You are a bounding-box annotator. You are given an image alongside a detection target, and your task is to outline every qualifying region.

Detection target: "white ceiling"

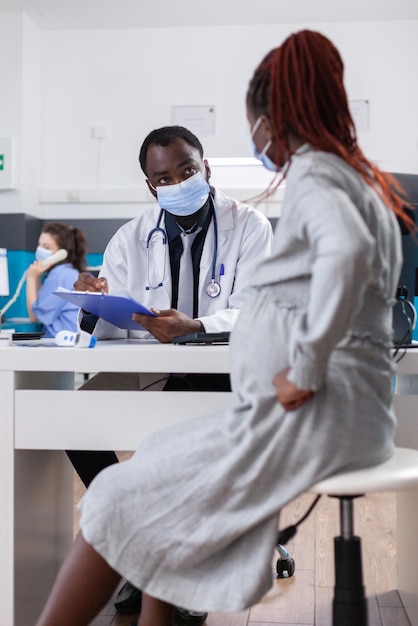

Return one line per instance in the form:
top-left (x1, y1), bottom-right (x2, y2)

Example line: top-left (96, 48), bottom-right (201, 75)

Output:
top-left (0, 0), bottom-right (417, 30)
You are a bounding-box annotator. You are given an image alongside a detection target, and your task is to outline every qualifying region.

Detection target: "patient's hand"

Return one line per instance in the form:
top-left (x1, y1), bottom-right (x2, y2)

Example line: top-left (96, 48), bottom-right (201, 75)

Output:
top-left (132, 308), bottom-right (202, 343)
top-left (273, 368), bottom-right (314, 411)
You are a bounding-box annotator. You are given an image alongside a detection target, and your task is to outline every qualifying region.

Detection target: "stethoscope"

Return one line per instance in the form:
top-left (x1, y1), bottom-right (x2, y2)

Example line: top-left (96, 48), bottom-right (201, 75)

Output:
top-left (145, 204), bottom-right (221, 297)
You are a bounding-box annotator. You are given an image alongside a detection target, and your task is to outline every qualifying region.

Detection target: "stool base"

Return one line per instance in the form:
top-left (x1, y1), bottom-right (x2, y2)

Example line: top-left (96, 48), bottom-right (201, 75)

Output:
top-left (333, 535), bottom-right (368, 626)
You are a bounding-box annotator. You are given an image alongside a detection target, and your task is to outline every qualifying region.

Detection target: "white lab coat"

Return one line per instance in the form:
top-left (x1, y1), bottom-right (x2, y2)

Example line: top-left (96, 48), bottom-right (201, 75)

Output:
top-left (88, 188), bottom-right (273, 339)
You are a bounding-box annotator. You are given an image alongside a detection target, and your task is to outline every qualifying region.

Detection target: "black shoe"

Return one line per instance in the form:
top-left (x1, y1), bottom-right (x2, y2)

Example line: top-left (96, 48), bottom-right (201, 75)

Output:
top-left (174, 607), bottom-right (208, 625)
top-left (114, 581), bottom-right (142, 614)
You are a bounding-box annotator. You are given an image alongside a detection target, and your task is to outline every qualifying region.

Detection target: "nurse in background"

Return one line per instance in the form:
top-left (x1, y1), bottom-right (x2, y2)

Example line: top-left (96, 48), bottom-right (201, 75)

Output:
top-left (26, 221), bottom-right (88, 337)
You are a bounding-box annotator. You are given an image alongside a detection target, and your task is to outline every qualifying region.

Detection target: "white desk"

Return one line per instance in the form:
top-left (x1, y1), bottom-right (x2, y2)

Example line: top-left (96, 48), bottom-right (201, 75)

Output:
top-left (2, 341), bottom-right (417, 626)
top-left (0, 339), bottom-right (237, 626)
top-left (394, 349), bottom-right (418, 626)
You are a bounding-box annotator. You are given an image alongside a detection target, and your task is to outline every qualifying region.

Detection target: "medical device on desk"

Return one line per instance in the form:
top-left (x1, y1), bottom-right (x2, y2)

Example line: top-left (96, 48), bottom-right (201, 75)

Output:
top-left (55, 329), bottom-right (96, 348)
top-left (145, 207), bottom-right (222, 297)
top-left (0, 249), bottom-right (68, 323)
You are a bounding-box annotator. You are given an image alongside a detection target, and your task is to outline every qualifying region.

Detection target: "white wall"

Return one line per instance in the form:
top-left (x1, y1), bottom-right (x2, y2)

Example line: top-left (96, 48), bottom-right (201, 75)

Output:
top-left (21, 15), bottom-right (42, 215)
top-left (0, 13), bottom-right (42, 217)
top-left (0, 13), bottom-right (24, 213)
top-left (0, 17), bottom-right (417, 219)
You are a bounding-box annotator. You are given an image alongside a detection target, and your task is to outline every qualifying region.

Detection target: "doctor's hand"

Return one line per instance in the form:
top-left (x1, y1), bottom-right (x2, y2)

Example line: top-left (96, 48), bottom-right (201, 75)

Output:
top-left (273, 368), bottom-right (314, 411)
top-left (132, 308), bottom-right (203, 343)
top-left (74, 272), bottom-right (108, 294)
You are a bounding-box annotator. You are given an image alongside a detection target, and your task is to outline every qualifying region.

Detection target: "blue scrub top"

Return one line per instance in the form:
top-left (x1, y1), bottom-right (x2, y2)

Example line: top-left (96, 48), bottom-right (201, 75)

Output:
top-left (31, 263), bottom-right (79, 338)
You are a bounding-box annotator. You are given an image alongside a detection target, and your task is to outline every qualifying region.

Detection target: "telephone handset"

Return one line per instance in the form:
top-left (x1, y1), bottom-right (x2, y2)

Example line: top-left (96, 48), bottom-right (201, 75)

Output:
top-left (0, 248), bottom-right (69, 322)
top-left (41, 249), bottom-right (68, 269)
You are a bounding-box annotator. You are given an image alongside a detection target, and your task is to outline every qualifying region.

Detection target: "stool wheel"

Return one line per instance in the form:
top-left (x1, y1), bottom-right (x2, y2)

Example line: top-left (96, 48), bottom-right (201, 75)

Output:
top-left (276, 556), bottom-right (295, 578)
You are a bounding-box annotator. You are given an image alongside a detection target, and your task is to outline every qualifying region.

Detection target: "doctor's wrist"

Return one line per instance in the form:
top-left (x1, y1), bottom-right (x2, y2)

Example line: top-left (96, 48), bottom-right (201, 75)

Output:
top-left (195, 319), bottom-right (205, 332)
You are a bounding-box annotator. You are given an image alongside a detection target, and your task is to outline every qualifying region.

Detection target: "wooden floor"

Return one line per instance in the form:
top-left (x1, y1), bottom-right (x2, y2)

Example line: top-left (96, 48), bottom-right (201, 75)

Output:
top-left (73, 458), bottom-right (410, 626)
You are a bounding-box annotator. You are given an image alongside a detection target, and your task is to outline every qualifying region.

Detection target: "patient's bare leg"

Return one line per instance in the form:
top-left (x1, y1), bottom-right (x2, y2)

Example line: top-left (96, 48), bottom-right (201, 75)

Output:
top-left (137, 593), bottom-right (175, 626)
top-left (35, 532), bottom-right (121, 626)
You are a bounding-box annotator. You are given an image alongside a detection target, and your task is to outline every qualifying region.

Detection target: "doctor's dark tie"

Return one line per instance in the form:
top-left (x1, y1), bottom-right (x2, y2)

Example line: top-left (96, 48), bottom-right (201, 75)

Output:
top-left (177, 228), bottom-right (200, 318)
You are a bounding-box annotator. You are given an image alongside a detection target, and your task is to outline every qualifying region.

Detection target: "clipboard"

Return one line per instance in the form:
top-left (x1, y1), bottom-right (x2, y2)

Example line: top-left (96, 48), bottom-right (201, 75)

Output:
top-left (53, 289), bottom-right (157, 330)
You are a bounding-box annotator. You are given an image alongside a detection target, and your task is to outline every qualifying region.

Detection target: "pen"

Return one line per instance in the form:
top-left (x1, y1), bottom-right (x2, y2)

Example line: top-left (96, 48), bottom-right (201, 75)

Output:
top-left (88, 272), bottom-right (106, 295)
top-left (219, 264), bottom-right (225, 282)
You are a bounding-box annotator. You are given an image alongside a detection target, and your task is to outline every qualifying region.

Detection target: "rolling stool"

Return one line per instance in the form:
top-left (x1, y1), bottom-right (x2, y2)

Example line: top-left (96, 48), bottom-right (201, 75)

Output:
top-left (309, 447), bottom-right (418, 626)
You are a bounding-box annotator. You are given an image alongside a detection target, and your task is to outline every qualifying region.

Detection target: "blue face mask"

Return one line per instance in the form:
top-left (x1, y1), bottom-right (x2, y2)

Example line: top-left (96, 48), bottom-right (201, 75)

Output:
top-left (35, 246), bottom-right (53, 262)
top-left (250, 117), bottom-right (277, 172)
top-left (154, 172), bottom-right (210, 216)
top-left (251, 140), bottom-right (277, 172)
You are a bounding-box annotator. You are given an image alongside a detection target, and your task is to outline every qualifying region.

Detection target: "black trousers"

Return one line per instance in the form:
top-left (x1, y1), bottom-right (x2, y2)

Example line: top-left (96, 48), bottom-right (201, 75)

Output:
top-left (67, 373), bottom-right (231, 487)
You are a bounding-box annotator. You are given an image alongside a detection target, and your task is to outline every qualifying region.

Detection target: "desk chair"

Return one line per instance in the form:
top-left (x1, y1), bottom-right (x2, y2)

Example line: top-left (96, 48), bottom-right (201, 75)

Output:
top-left (303, 447), bottom-right (418, 626)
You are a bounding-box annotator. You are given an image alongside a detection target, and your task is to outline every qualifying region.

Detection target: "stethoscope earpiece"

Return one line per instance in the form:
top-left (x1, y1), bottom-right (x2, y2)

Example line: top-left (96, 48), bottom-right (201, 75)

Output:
top-left (146, 282), bottom-right (163, 290)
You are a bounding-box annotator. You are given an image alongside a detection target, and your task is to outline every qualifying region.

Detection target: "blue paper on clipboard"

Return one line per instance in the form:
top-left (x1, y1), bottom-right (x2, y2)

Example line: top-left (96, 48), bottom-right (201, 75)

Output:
top-left (53, 289), bottom-right (157, 330)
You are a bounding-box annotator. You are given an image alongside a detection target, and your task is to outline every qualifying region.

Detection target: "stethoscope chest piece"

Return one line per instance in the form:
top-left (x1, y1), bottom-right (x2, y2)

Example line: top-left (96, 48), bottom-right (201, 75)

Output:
top-left (206, 281), bottom-right (221, 298)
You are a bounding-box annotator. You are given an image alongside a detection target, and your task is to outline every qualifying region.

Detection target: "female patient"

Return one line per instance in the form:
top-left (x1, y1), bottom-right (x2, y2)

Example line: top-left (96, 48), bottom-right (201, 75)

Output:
top-left (36, 30), bottom-right (411, 626)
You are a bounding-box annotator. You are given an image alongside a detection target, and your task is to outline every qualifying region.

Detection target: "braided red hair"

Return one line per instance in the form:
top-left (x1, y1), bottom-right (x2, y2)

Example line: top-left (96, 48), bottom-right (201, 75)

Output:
top-left (247, 30), bottom-right (413, 229)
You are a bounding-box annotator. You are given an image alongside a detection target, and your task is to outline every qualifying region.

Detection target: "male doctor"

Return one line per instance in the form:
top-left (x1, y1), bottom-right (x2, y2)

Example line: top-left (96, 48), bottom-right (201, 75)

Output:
top-left (69, 125), bottom-right (273, 621)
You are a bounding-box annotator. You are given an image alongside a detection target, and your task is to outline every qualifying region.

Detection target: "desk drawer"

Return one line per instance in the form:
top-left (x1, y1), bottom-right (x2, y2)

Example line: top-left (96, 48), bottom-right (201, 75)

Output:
top-left (394, 394), bottom-right (418, 449)
top-left (14, 389), bottom-right (238, 450)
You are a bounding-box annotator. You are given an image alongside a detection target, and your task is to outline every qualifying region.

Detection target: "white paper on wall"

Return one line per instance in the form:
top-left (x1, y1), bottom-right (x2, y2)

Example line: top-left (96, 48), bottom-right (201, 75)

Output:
top-left (171, 106), bottom-right (216, 136)
top-left (0, 248), bottom-right (10, 296)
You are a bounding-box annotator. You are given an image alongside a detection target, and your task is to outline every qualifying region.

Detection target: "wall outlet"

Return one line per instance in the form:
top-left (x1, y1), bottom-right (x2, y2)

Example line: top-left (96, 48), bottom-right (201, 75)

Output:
top-left (67, 189), bottom-right (80, 202)
top-left (91, 126), bottom-right (108, 139)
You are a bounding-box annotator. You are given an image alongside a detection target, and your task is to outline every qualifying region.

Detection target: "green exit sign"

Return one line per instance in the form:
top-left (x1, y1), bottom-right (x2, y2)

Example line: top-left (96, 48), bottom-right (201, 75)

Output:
top-left (0, 155), bottom-right (3, 171)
